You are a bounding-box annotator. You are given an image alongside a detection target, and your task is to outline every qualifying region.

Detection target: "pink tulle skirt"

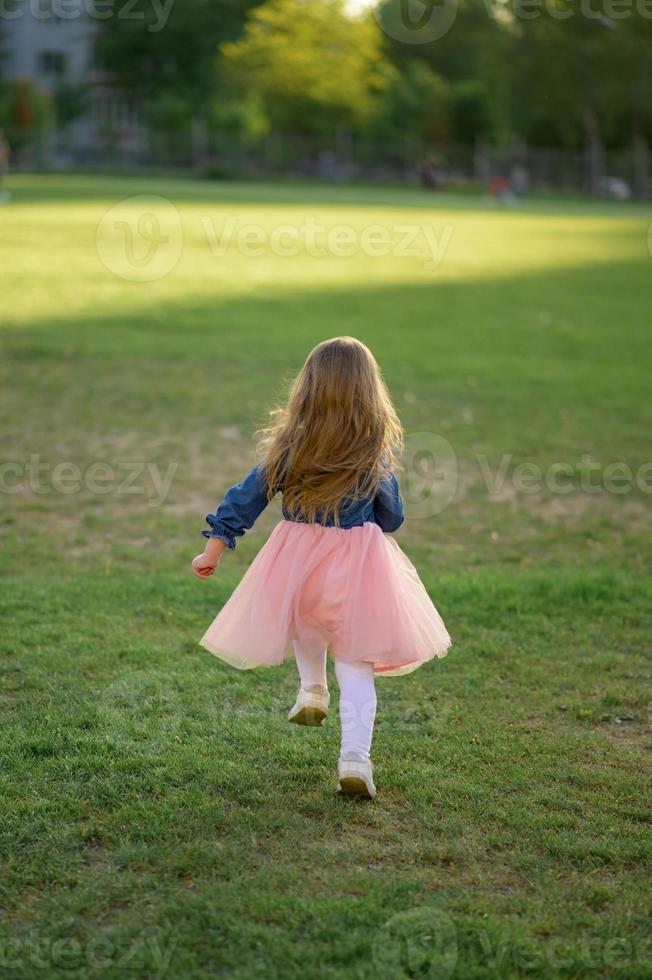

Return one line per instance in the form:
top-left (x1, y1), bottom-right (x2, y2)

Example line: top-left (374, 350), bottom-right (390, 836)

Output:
top-left (200, 520), bottom-right (451, 677)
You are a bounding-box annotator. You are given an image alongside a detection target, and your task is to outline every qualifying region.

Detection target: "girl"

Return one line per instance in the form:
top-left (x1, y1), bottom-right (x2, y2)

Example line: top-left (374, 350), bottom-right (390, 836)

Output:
top-left (192, 337), bottom-right (451, 798)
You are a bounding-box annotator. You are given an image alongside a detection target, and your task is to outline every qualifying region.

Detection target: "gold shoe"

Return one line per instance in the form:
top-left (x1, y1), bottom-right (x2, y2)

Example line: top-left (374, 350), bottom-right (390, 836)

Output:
top-left (338, 752), bottom-right (376, 799)
top-left (288, 686), bottom-right (330, 727)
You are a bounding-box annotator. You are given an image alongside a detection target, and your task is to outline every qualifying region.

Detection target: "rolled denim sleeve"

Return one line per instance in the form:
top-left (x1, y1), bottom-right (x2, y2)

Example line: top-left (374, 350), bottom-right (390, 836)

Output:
top-left (202, 463), bottom-right (272, 549)
top-left (373, 471), bottom-right (404, 532)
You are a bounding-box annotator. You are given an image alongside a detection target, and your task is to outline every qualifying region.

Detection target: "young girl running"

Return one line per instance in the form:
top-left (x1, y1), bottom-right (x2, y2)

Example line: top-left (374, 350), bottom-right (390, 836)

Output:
top-left (191, 337), bottom-right (451, 798)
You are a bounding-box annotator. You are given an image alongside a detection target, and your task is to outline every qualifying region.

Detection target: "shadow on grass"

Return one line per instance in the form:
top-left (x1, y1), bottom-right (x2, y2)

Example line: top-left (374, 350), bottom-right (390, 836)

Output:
top-left (3, 258), bottom-right (651, 369)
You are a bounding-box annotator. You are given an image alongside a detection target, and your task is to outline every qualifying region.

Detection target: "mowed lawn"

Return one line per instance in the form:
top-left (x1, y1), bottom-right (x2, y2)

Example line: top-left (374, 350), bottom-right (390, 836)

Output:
top-left (1, 175), bottom-right (651, 979)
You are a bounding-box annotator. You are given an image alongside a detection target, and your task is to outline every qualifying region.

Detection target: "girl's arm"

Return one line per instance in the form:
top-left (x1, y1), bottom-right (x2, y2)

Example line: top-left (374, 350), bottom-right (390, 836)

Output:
top-left (191, 463), bottom-right (272, 578)
top-left (373, 471), bottom-right (405, 533)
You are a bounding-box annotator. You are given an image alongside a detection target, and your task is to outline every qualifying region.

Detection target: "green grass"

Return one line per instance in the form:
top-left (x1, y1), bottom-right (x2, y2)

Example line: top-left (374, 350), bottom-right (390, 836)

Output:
top-left (1, 174), bottom-right (651, 979)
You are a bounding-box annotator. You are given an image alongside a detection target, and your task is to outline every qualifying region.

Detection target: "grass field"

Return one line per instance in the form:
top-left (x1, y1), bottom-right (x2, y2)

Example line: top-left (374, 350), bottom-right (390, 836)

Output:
top-left (1, 174), bottom-right (651, 979)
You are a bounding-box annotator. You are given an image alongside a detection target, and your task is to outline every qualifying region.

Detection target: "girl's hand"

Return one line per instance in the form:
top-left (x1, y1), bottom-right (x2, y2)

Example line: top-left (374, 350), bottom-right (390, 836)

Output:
top-left (192, 536), bottom-right (227, 578)
top-left (191, 553), bottom-right (219, 579)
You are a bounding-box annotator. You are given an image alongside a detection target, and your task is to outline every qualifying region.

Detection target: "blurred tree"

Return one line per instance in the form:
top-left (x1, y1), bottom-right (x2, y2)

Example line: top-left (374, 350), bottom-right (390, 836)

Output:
top-left (0, 20), bottom-right (5, 80)
top-left (504, 1), bottom-right (652, 189)
top-left (54, 82), bottom-right (91, 130)
top-left (220, 0), bottom-right (391, 133)
top-left (610, 20), bottom-right (652, 195)
top-left (90, 0), bottom-right (652, 189)
top-left (93, 0), bottom-right (262, 118)
top-left (447, 79), bottom-right (494, 145)
top-left (507, 5), bottom-right (616, 145)
top-left (0, 79), bottom-right (52, 165)
top-left (377, 0), bottom-right (652, 188)
top-left (377, 0), bottom-right (511, 144)
top-left (369, 61), bottom-right (450, 144)
top-left (209, 92), bottom-right (270, 138)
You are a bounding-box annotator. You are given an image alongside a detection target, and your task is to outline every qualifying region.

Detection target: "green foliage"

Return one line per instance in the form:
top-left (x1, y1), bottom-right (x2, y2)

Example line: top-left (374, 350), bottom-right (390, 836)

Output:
top-left (377, 0), bottom-right (652, 151)
top-left (91, 0), bottom-right (652, 154)
top-left (145, 92), bottom-right (194, 135)
top-left (0, 78), bottom-right (52, 156)
top-left (369, 60), bottom-right (450, 144)
top-left (0, 19), bottom-right (5, 80)
top-left (379, 0), bottom-right (510, 99)
top-left (93, 0), bottom-right (262, 116)
top-left (502, 0), bottom-right (652, 149)
top-left (208, 90), bottom-right (270, 138)
top-left (220, 0), bottom-right (391, 133)
top-left (447, 80), bottom-right (493, 144)
top-left (54, 82), bottom-right (91, 130)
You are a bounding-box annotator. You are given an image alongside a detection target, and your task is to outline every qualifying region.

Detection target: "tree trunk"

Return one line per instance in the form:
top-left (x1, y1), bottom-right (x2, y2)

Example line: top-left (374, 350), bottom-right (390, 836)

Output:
top-left (191, 118), bottom-right (209, 171)
top-left (473, 137), bottom-right (491, 182)
top-left (632, 129), bottom-right (650, 200)
top-left (583, 108), bottom-right (604, 197)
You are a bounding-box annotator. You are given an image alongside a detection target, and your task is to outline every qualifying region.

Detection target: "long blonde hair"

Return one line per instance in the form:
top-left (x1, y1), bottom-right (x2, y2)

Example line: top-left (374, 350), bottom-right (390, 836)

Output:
top-left (258, 337), bottom-right (403, 523)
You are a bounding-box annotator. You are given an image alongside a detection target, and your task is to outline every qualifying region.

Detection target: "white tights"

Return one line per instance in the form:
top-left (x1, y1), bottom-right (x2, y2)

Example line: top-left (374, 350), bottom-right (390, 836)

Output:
top-left (293, 643), bottom-right (377, 759)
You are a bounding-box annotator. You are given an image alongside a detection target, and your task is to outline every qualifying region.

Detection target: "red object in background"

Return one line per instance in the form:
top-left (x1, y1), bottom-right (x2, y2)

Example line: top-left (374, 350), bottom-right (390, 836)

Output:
top-left (12, 85), bottom-right (34, 130)
top-left (489, 176), bottom-right (509, 196)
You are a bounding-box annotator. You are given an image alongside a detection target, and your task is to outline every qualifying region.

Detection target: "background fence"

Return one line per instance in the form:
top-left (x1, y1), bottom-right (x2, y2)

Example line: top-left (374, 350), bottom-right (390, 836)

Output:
top-left (12, 125), bottom-right (649, 199)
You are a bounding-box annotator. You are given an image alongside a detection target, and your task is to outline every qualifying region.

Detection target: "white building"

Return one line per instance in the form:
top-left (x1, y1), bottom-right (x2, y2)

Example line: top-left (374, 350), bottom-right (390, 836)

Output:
top-left (2, 0), bottom-right (145, 164)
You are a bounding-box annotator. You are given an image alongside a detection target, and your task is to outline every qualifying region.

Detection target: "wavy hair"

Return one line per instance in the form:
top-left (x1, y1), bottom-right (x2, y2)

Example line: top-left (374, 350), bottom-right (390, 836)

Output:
top-left (257, 337), bottom-right (403, 524)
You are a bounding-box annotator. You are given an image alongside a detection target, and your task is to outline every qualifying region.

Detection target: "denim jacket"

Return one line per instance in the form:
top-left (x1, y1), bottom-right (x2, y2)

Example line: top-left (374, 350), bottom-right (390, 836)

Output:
top-left (201, 463), bottom-right (404, 550)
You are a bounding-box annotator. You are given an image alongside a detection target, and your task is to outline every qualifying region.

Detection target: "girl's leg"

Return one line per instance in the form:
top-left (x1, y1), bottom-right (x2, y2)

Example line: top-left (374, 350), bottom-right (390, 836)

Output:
top-left (293, 640), bottom-right (328, 692)
top-left (334, 660), bottom-right (377, 759)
